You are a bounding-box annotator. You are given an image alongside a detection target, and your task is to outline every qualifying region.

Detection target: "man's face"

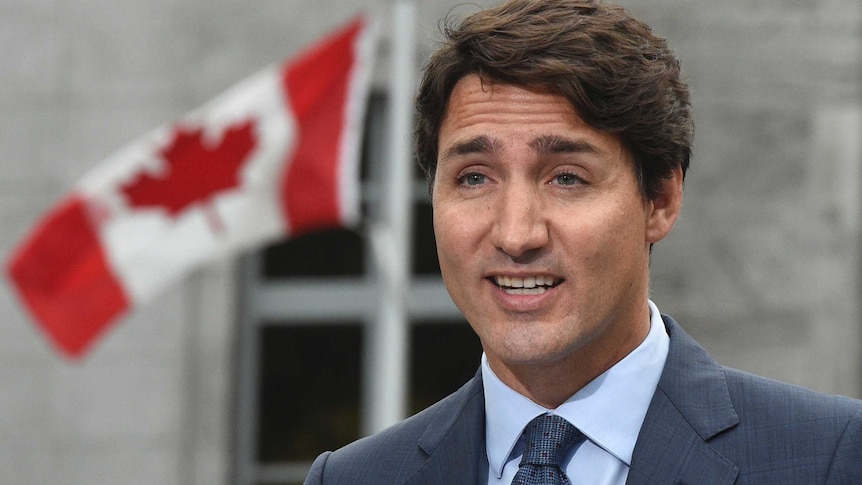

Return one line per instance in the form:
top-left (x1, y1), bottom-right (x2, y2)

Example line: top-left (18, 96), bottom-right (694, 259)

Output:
top-left (433, 74), bottom-right (680, 387)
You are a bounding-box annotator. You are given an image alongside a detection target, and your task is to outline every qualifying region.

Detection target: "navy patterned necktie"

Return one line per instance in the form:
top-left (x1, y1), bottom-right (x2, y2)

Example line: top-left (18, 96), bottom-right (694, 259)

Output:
top-left (511, 414), bottom-right (585, 485)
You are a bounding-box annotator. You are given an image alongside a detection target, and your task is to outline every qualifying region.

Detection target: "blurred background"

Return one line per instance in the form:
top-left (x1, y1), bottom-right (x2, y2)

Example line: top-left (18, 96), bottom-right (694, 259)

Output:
top-left (1, 0), bottom-right (860, 484)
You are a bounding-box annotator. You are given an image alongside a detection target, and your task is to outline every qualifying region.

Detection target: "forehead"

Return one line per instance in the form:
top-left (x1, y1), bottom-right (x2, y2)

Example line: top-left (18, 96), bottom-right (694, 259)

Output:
top-left (442, 75), bottom-right (577, 131)
top-left (438, 74), bottom-right (626, 161)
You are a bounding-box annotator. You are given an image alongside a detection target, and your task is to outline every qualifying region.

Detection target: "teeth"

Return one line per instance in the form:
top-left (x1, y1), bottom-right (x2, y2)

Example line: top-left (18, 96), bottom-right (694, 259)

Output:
top-left (504, 286), bottom-right (548, 295)
top-left (494, 275), bottom-right (558, 290)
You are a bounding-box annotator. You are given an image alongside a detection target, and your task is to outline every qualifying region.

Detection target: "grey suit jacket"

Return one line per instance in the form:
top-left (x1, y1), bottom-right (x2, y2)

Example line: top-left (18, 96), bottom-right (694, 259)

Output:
top-left (304, 316), bottom-right (862, 484)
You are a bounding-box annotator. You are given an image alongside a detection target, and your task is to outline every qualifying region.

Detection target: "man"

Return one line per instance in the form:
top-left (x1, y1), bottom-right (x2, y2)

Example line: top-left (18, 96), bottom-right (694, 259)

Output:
top-left (305, 0), bottom-right (862, 483)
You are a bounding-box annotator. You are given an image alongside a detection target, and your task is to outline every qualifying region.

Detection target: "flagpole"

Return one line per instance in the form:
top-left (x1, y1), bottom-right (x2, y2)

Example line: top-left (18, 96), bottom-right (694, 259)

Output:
top-left (365, 0), bottom-right (416, 435)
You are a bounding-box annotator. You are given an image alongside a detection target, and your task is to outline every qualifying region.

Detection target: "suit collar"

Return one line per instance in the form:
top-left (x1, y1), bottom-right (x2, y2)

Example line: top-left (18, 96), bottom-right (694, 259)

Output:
top-left (627, 316), bottom-right (739, 485)
top-left (656, 316), bottom-right (739, 439)
top-left (399, 316), bottom-right (742, 484)
top-left (405, 371), bottom-right (488, 485)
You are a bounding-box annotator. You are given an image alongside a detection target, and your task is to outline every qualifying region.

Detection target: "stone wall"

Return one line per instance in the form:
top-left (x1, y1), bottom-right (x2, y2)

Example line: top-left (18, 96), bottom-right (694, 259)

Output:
top-left (0, 1), bottom-right (859, 483)
top-left (632, 0), bottom-right (862, 396)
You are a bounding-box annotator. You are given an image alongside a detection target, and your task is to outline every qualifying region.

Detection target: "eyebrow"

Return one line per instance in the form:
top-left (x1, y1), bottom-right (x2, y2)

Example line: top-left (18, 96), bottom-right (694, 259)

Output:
top-left (441, 135), bottom-right (499, 161)
top-left (529, 134), bottom-right (602, 156)
top-left (441, 134), bottom-right (602, 162)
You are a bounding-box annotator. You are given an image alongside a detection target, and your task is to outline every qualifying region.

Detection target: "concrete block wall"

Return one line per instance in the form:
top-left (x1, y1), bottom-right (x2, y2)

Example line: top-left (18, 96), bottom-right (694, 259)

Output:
top-left (631, 0), bottom-right (862, 397)
top-left (0, 1), bottom-right (859, 484)
top-left (0, 2), bottom-right (380, 484)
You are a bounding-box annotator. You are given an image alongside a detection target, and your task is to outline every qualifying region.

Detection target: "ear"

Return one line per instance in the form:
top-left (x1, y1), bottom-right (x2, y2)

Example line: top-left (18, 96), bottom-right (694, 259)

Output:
top-left (645, 165), bottom-right (683, 244)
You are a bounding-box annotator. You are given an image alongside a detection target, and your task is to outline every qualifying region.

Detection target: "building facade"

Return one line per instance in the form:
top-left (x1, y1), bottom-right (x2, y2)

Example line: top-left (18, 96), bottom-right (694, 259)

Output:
top-left (1, 1), bottom-right (860, 484)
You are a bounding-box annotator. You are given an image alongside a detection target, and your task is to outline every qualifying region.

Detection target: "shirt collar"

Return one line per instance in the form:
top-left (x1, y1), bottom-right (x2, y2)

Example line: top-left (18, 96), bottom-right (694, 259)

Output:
top-left (482, 300), bottom-right (669, 479)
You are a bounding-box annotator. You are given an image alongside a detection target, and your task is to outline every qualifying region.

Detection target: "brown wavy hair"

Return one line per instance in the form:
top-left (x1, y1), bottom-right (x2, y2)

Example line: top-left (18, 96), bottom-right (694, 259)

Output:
top-left (415, 0), bottom-right (693, 200)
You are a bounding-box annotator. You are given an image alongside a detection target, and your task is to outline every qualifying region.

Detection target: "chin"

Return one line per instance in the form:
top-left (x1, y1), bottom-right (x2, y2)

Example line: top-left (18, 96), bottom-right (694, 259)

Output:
top-left (496, 338), bottom-right (580, 367)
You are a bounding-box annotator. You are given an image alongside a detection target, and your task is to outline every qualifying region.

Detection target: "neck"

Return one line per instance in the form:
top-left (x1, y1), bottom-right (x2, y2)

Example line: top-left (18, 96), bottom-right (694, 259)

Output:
top-left (488, 304), bottom-right (652, 409)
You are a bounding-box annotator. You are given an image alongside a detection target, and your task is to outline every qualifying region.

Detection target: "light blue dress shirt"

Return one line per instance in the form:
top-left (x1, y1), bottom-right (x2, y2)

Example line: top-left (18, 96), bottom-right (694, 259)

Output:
top-left (482, 300), bottom-right (669, 485)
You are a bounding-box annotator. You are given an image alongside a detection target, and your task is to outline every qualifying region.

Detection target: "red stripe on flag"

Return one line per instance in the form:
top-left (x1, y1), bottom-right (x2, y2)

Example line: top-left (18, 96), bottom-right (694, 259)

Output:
top-left (6, 195), bottom-right (130, 358)
top-left (280, 18), bottom-right (363, 235)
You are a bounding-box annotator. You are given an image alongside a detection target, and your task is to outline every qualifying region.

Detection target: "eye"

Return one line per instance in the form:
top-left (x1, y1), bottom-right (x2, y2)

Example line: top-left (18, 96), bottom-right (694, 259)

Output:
top-left (458, 173), bottom-right (488, 186)
top-left (550, 172), bottom-right (583, 186)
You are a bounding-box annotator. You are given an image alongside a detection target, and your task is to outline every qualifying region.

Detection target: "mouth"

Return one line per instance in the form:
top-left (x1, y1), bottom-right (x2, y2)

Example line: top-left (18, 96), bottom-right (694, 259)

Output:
top-left (489, 275), bottom-right (563, 295)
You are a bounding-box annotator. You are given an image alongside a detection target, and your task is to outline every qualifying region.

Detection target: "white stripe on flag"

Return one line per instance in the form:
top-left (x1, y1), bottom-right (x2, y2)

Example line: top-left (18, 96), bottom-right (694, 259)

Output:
top-left (6, 15), bottom-right (378, 358)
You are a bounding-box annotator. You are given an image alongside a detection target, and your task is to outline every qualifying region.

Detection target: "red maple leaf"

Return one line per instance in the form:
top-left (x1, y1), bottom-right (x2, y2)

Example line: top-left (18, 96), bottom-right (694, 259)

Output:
top-left (120, 119), bottom-right (258, 232)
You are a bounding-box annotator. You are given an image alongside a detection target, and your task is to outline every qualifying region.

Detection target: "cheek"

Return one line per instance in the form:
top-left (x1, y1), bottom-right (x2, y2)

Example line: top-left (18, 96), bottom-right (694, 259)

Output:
top-left (433, 209), bottom-right (475, 308)
top-left (559, 211), bottom-right (641, 267)
top-left (434, 202), bottom-right (485, 244)
top-left (593, 212), bottom-right (650, 275)
top-left (432, 206), bottom-right (465, 265)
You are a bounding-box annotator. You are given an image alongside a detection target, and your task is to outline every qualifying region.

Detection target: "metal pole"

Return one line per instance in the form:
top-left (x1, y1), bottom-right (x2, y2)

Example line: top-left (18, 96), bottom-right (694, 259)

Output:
top-left (234, 253), bottom-right (262, 485)
top-left (365, 0), bottom-right (416, 435)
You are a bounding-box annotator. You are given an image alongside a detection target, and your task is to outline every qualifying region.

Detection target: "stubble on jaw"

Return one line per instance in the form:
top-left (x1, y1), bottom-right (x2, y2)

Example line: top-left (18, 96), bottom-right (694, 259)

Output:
top-left (478, 300), bottom-right (651, 409)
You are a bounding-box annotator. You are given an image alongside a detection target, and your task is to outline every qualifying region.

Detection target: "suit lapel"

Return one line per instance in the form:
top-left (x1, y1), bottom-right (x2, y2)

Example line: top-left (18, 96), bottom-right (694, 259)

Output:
top-left (627, 317), bottom-right (740, 485)
top-left (399, 317), bottom-right (742, 485)
top-left (626, 389), bottom-right (738, 485)
top-left (404, 372), bottom-right (487, 485)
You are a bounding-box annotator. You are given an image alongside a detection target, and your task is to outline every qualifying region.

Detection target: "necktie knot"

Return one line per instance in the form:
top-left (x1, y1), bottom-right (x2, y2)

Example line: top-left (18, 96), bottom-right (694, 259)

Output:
top-left (521, 414), bottom-right (583, 466)
top-left (512, 414), bottom-right (584, 485)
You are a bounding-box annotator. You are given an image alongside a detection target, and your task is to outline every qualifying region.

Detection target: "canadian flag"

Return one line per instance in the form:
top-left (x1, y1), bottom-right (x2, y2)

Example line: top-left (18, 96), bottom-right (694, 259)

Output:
top-left (6, 15), bottom-right (378, 358)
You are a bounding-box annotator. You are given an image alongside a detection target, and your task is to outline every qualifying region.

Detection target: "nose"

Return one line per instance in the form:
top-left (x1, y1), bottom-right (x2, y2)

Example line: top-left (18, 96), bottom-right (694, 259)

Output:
top-left (490, 184), bottom-right (549, 260)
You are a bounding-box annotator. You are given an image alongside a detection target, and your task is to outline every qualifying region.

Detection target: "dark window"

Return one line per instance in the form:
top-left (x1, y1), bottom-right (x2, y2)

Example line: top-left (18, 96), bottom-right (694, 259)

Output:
top-left (257, 324), bottom-right (362, 462)
top-left (412, 202), bottom-right (439, 275)
top-left (409, 320), bottom-right (483, 414)
top-left (262, 229), bottom-right (365, 278)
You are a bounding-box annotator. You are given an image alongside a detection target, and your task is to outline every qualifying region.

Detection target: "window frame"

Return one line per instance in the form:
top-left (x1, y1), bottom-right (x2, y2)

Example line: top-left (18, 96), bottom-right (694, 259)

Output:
top-left (231, 92), bottom-right (463, 485)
